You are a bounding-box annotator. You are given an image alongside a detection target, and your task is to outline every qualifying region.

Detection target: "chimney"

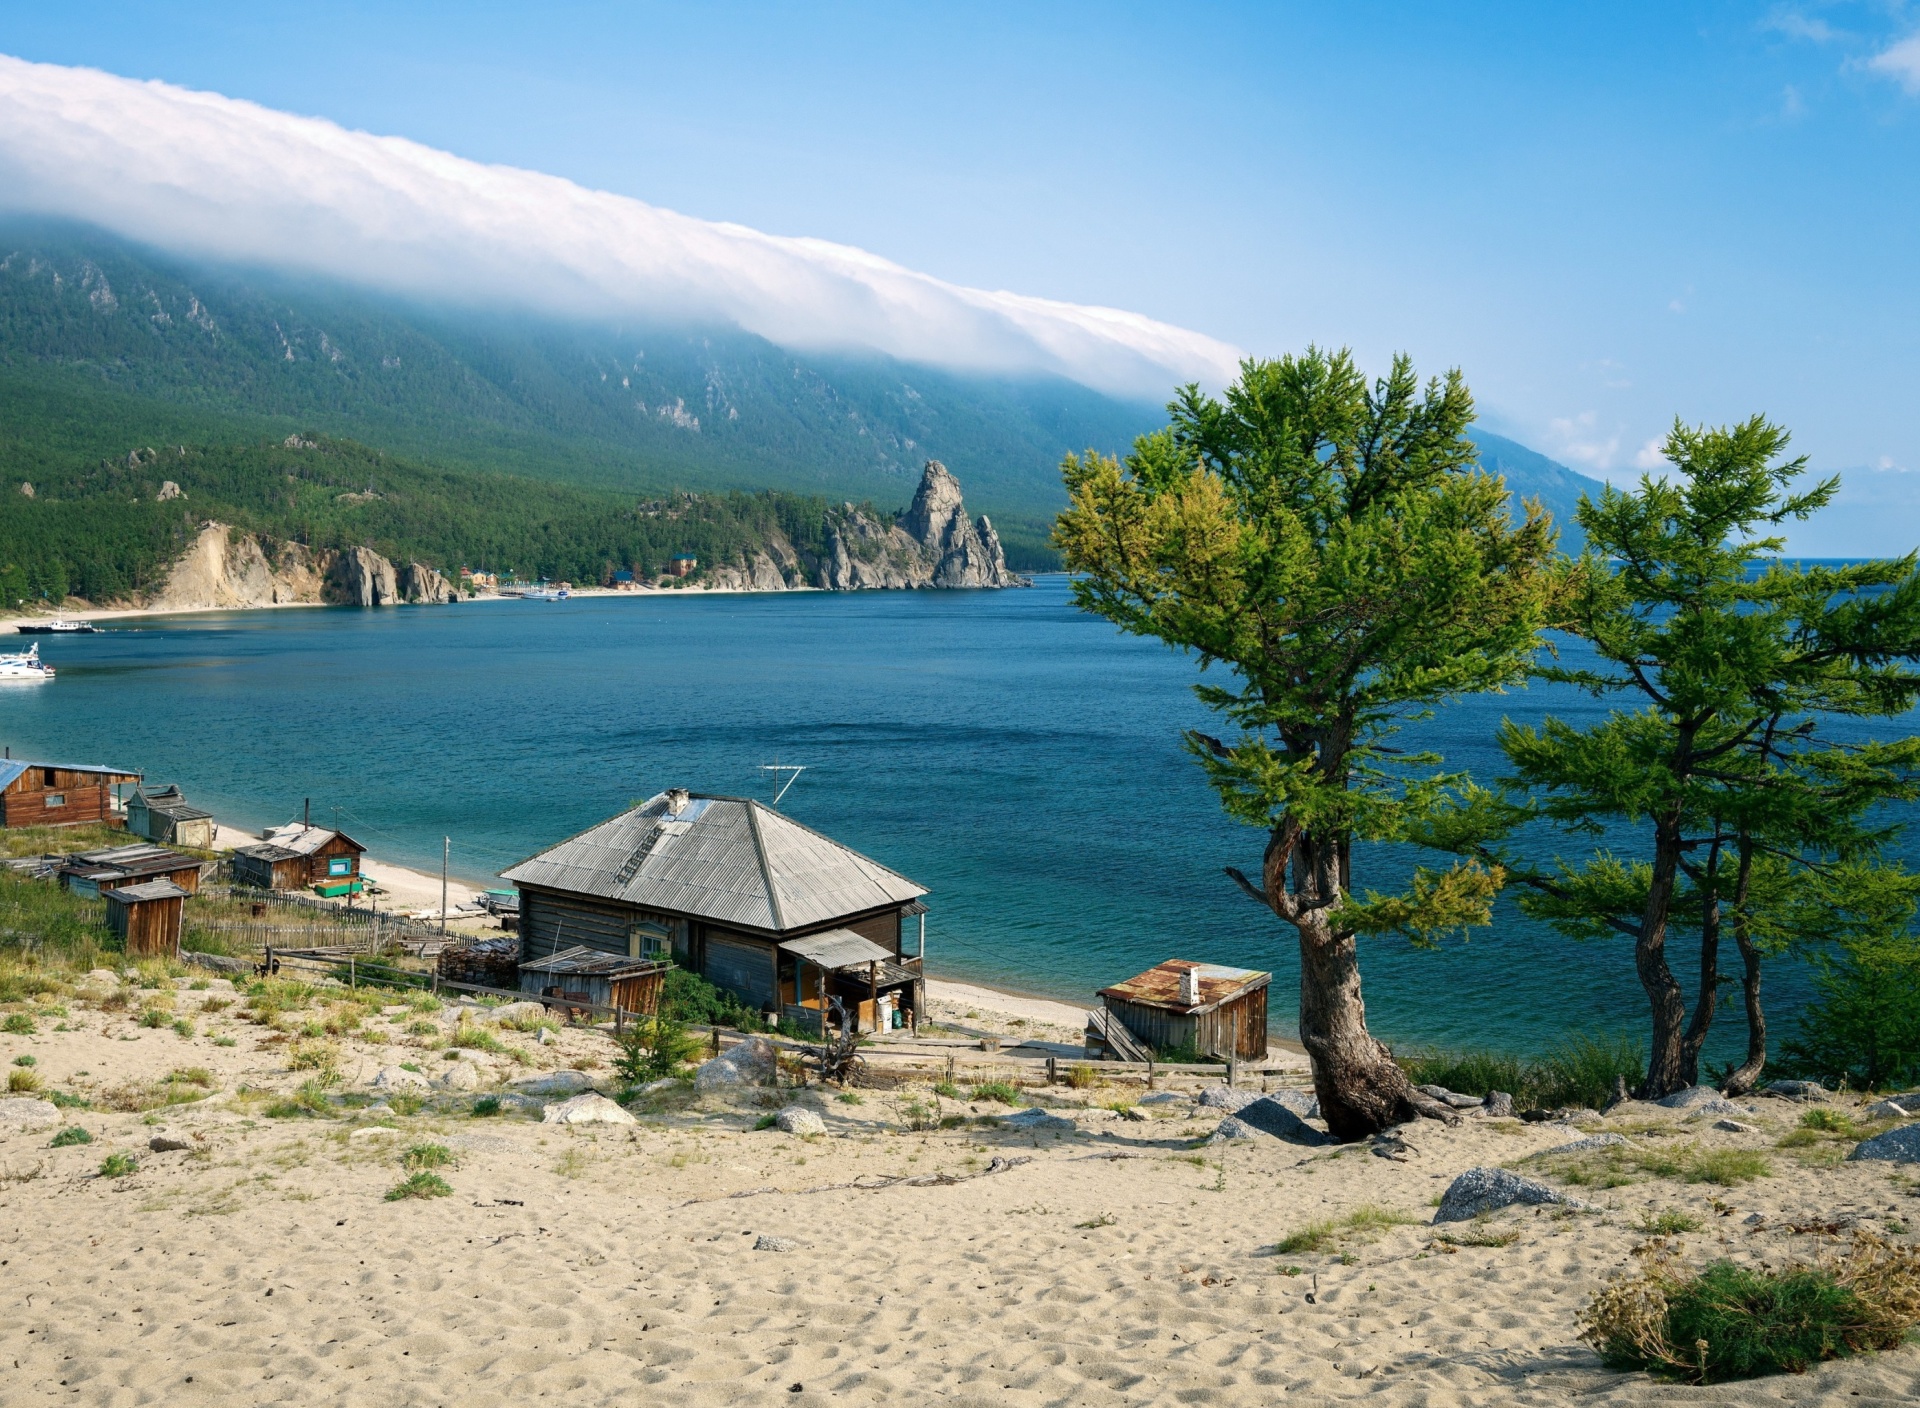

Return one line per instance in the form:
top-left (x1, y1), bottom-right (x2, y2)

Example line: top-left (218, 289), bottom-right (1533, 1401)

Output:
top-left (665, 788), bottom-right (691, 816)
top-left (1179, 965), bottom-right (1202, 1006)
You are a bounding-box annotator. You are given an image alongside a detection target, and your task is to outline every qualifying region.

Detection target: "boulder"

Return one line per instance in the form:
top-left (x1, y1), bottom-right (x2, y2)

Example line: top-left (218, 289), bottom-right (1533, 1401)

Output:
top-left (754, 1235), bottom-right (799, 1252)
top-left (1657, 1086), bottom-right (1743, 1111)
top-left (513, 1069), bottom-right (594, 1097)
top-left (1680, 1098), bottom-right (1751, 1119)
top-left (1546, 1133), bottom-right (1629, 1156)
top-left (148, 1135), bottom-right (191, 1153)
top-left (1195, 1085), bottom-right (1260, 1112)
top-left (1211, 1116), bottom-right (1262, 1142)
top-left (1263, 1087), bottom-right (1321, 1120)
top-left (1865, 1095), bottom-right (1920, 1121)
top-left (693, 1037), bottom-right (776, 1091)
top-left (0, 1099), bottom-right (60, 1128)
top-left (1418, 1084), bottom-right (1486, 1110)
top-left (1849, 1124), bottom-right (1920, 1165)
top-left (1713, 1119), bottom-right (1760, 1133)
top-left (1231, 1096), bottom-right (1335, 1146)
top-left (1435, 1167), bottom-right (1588, 1223)
top-left (541, 1093), bottom-right (636, 1126)
top-left (1764, 1080), bottom-right (1830, 1101)
top-left (1481, 1091), bottom-right (1515, 1118)
top-left (999, 1107), bottom-right (1076, 1133)
top-left (371, 1066), bottom-right (430, 1092)
top-left (774, 1107), bottom-right (826, 1136)
top-left (435, 1061), bottom-right (485, 1091)
top-left (1137, 1092), bottom-right (1188, 1106)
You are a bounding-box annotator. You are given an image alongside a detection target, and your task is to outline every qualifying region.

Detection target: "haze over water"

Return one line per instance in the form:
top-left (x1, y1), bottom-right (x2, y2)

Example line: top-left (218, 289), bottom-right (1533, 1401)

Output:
top-left (1, 577), bottom-right (1867, 1066)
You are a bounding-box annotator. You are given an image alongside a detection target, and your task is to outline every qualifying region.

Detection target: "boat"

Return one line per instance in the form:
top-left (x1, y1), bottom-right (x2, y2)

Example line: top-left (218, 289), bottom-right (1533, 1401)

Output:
top-left (15, 619), bottom-right (97, 635)
top-left (522, 581), bottom-right (571, 601)
top-left (0, 643), bottom-right (55, 681)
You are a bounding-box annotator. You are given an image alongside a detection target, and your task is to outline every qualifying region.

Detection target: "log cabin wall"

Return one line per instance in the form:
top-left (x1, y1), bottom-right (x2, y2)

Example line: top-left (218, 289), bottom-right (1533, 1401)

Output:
top-left (301, 835), bottom-right (364, 885)
top-left (1, 765), bottom-right (126, 828)
top-left (109, 896), bottom-right (184, 958)
top-left (519, 889), bottom-right (634, 961)
top-left (699, 926), bottom-right (779, 1009)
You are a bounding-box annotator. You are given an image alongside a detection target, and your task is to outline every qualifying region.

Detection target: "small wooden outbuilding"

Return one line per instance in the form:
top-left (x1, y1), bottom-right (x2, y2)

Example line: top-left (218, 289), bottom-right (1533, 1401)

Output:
top-left (1093, 960), bottom-right (1270, 1062)
top-left (60, 843), bottom-right (206, 897)
top-left (516, 946), bottom-right (669, 1021)
top-left (232, 822), bottom-right (367, 894)
top-left (105, 878), bottom-right (189, 958)
top-left (0, 759), bottom-right (141, 828)
top-left (126, 785), bottom-right (216, 848)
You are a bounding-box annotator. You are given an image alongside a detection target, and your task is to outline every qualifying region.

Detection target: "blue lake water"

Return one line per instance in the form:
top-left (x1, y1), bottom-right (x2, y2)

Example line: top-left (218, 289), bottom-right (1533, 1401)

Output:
top-left (0, 577), bottom-right (1868, 1064)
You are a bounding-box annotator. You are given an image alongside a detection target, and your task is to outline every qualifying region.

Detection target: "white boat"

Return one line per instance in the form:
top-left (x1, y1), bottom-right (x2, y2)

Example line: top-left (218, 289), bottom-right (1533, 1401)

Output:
top-left (0, 643), bottom-right (55, 681)
top-left (522, 582), bottom-right (571, 601)
top-left (15, 619), bottom-right (97, 634)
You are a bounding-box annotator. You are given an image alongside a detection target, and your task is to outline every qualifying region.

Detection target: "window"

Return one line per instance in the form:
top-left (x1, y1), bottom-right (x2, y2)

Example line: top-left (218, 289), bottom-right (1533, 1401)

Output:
top-left (41, 768), bottom-right (57, 788)
top-left (327, 857), bottom-right (352, 877)
top-left (43, 793), bottom-right (65, 808)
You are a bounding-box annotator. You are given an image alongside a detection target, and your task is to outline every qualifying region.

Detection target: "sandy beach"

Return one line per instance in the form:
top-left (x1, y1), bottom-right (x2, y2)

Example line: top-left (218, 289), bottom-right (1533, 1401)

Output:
top-left (2, 968), bottom-right (1917, 1406)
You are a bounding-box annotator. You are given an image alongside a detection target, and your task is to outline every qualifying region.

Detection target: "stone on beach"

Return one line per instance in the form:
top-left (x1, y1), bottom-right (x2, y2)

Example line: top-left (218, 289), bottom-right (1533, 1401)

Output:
top-left (1864, 1095), bottom-right (1920, 1120)
top-left (436, 1060), bottom-right (485, 1091)
top-left (693, 1036), bottom-right (778, 1091)
top-left (1657, 1085), bottom-right (1746, 1113)
top-left (489, 1002), bottom-right (550, 1026)
top-left (0, 1098), bottom-right (60, 1128)
top-left (1848, 1124), bottom-right (1920, 1164)
top-left (542, 1093), bottom-right (636, 1126)
top-left (1230, 1095), bottom-right (1334, 1146)
top-left (1765, 1079), bottom-right (1830, 1101)
top-left (774, 1107), bottom-right (826, 1136)
top-left (1262, 1087), bottom-right (1321, 1120)
top-left (1000, 1107), bottom-right (1076, 1133)
top-left (1195, 1085), bottom-right (1259, 1112)
top-left (753, 1235), bottom-right (799, 1252)
top-left (371, 1066), bottom-right (430, 1093)
top-left (1434, 1167), bottom-right (1586, 1223)
top-left (513, 1069), bottom-right (595, 1097)
top-left (148, 1135), bottom-right (190, 1152)
top-left (1713, 1119), bottom-right (1759, 1133)
top-left (1418, 1085), bottom-right (1485, 1110)
top-left (1546, 1133), bottom-right (1629, 1155)
top-left (1480, 1091), bottom-right (1515, 1118)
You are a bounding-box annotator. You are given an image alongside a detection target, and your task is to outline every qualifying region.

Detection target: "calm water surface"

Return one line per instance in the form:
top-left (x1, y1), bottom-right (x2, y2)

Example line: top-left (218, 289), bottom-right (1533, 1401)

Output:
top-left (0, 578), bottom-right (1863, 1063)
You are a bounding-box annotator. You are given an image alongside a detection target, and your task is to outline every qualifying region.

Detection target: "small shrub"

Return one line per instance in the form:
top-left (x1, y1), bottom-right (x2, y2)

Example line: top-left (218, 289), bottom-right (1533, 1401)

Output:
top-left (1580, 1234), bottom-right (1920, 1383)
top-left (1065, 1063), bottom-right (1098, 1090)
top-left (1075, 1212), bottom-right (1118, 1229)
top-left (406, 1020), bottom-right (439, 1037)
top-left (388, 1092), bottom-right (426, 1117)
top-left (447, 1019), bottom-right (504, 1054)
top-left (753, 1113), bottom-right (778, 1130)
top-left (212, 1036), bottom-right (236, 1048)
top-left (1799, 1107), bottom-right (1859, 1136)
top-left (1638, 1209), bottom-right (1705, 1236)
top-left (836, 1091), bottom-right (864, 1105)
top-left (264, 1080), bottom-right (336, 1119)
top-left (8, 1067), bottom-right (42, 1093)
top-left (932, 1080), bottom-right (961, 1099)
top-left (169, 1067), bottom-right (217, 1088)
top-left (47, 1090), bottom-right (89, 1109)
top-left (471, 1096), bottom-right (502, 1117)
top-left (385, 1171), bottom-right (452, 1201)
top-left (969, 1081), bottom-right (1022, 1106)
top-left (613, 1015), bottom-right (702, 1086)
top-left (50, 1126), bottom-right (91, 1147)
top-left (171, 1018), bottom-right (196, 1039)
top-left (287, 1039), bottom-right (340, 1074)
top-left (402, 1143), bottom-right (453, 1171)
top-left (12, 1054), bottom-right (34, 1067)
top-left (199, 997), bottom-right (232, 1014)
top-left (99, 1152), bottom-right (138, 1178)
top-left (1276, 1205), bottom-right (1417, 1254)
top-left (137, 1009), bottom-right (169, 1029)
top-left (4, 1012), bottom-right (37, 1035)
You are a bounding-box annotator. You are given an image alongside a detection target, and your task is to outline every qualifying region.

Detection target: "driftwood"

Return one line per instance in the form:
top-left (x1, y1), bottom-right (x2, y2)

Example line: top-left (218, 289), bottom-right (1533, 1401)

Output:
top-left (680, 1155), bottom-right (1032, 1206)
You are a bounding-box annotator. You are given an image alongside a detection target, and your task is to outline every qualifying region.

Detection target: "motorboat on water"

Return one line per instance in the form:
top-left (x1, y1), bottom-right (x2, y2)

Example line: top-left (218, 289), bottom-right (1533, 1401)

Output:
top-left (15, 619), bottom-right (97, 634)
top-left (521, 581), bottom-right (571, 601)
top-left (0, 643), bottom-right (55, 680)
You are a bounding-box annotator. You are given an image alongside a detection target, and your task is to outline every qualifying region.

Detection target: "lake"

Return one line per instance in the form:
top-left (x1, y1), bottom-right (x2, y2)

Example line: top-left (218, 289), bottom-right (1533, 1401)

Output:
top-left (0, 578), bottom-right (1860, 1064)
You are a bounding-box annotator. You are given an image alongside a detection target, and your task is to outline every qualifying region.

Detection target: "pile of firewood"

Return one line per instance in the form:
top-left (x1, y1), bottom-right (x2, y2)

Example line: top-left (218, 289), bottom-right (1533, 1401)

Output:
top-left (436, 935), bottom-right (520, 989)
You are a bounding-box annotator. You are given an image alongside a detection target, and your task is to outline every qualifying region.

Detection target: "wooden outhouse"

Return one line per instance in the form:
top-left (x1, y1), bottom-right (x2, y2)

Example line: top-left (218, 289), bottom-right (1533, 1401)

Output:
top-left (0, 759), bottom-right (140, 828)
top-left (503, 788), bottom-right (929, 1034)
top-left (126, 786), bottom-right (215, 848)
top-left (60, 843), bottom-right (207, 897)
top-left (517, 946), bottom-right (669, 1020)
top-left (1094, 960), bottom-right (1270, 1062)
top-left (232, 822), bottom-right (366, 893)
top-left (105, 878), bottom-right (188, 958)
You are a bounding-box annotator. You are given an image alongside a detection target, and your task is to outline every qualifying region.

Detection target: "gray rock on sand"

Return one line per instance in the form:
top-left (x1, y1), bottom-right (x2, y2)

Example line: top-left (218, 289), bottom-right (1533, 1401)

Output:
top-left (371, 1066), bottom-right (430, 1093)
top-left (1435, 1167), bottom-right (1588, 1223)
top-left (513, 1069), bottom-right (594, 1097)
top-left (1213, 1096), bottom-right (1333, 1147)
top-left (1657, 1086), bottom-right (1750, 1114)
top-left (1481, 1091), bottom-right (1515, 1118)
top-left (1211, 1116), bottom-right (1263, 1142)
top-left (0, 1099), bottom-right (59, 1128)
top-left (541, 1093), bottom-right (636, 1126)
top-left (1195, 1085), bottom-right (1260, 1112)
top-left (1137, 1092), bottom-right (1188, 1106)
top-left (490, 1001), bottom-right (550, 1026)
top-left (1000, 1107), bottom-right (1076, 1133)
top-left (1865, 1095), bottom-right (1920, 1121)
top-left (1546, 1133), bottom-right (1629, 1155)
top-left (1713, 1119), bottom-right (1759, 1133)
top-left (1849, 1124), bottom-right (1920, 1164)
top-left (774, 1107), bottom-right (826, 1136)
top-left (436, 1061), bottom-right (485, 1091)
top-left (148, 1135), bottom-right (191, 1153)
top-left (1765, 1079), bottom-right (1829, 1101)
top-left (754, 1235), bottom-right (799, 1252)
top-left (1418, 1085), bottom-right (1486, 1110)
top-left (1263, 1087), bottom-right (1321, 1120)
top-left (693, 1037), bottom-right (778, 1091)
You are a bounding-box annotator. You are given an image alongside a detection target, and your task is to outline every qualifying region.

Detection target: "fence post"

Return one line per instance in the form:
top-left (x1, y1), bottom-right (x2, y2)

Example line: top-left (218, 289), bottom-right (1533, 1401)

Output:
top-left (1046, 1055), bottom-right (1057, 1086)
top-left (1147, 1057), bottom-right (1155, 1091)
top-left (349, 956), bottom-right (356, 990)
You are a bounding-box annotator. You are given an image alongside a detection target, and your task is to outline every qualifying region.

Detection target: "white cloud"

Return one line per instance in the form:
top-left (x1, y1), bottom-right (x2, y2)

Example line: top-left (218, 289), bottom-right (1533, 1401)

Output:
top-left (0, 54), bottom-right (1241, 398)
top-left (1633, 438), bottom-right (1667, 470)
top-left (1547, 411), bottom-right (1621, 471)
top-left (1868, 33), bottom-right (1920, 94)
top-left (1763, 10), bottom-right (1844, 45)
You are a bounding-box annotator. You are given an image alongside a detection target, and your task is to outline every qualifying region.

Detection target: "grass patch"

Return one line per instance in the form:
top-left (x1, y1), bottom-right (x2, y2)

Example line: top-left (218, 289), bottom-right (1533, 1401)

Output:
top-left (471, 1095), bottom-right (502, 1117)
top-left (12, 1053), bottom-right (34, 1067)
top-left (932, 1080), bottom-right (961, 1099)
top-left (1275, 1205), bottom-right (1419, 1255)
top-left (1075, 1212), bottom-right (1118, 1228)
top-left (1799, 1107), bottom-right (1860, 1135)
top-left (99, 1152), bottom-right (138, 1178)
top-left (1638, 1208), bottom-right (1705, 1235)
top-left (7, 1067), bottom-right (42, 1093)
top-left (1065, 1063), bottom-right (1099, 1090)
top-left (287, 1039), bottom-right (341, 1074)
top-left (1401, 1032), bottom-right (1645, 1110)
top-left (1435, 1221), bottom-right (1523, 1248)
top-left (50, 1126), bottom-right (91, 1147)
top-left (385, 1171), bottom-right (452, 1201)
top-left (263, 1080), bottom-right (336, 1120)
top-left (446, 1019), bottom-right (506, 1054)
top-left (402, 1142), bottom-right (453, 1171)
top-left (4, 1012), bottom-right (37, 1035)
top-left (1536, 1143), bottom-right (1772, 1189)
top-left (136, 1008), bottom-right (170, 1029)
top-left (1580, 1234), bottom-right (1920, 1383)
top-left (969, 1081), bottom-right (1023, 1106)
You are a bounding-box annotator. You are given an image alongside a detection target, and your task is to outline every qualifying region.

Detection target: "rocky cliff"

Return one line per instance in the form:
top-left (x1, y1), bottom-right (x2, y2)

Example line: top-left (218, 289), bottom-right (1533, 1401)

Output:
top-left (152, 523), bottom-right (453, 611)
top-left (701, 461), bottom-right (1024, 592)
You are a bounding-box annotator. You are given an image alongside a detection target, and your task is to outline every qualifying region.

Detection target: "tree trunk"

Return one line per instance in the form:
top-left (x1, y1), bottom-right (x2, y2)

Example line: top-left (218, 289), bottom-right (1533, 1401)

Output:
top-left (1678, 838), bottom-right (1723, 1088)
top-left (1634, 812), bottom-right (1691, 1099)
top-left (1720, 843), bottom-right (1766, 1096)
top-left (1295, 907), bottom-right (1434, 1139)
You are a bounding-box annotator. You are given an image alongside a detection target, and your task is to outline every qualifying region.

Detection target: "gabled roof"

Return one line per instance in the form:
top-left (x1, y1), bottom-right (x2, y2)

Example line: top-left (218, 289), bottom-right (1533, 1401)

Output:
top-left (501, 791), bottom-right (927, 934)
top-left (131, 786), bottom-right (212, 822)
top-left (1099, 960), bottom-right (1271, 1015)
top-left (0, 759), bottom-right (141, 790)
top-left (260, 822), bottom-right (365, 856)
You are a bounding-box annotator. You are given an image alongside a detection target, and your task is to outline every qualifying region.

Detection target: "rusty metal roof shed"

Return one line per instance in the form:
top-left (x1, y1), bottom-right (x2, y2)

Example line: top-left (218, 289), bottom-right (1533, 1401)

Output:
top-left (517, 946), bottom-right (667, 978)
top-left (500, 791), bottom-right (926, 934)
top-left (1098, 960), bottom-right (1270, 1016)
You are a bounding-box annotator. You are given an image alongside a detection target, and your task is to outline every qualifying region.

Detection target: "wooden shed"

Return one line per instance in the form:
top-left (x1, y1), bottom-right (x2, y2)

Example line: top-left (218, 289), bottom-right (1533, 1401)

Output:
top-left (1094, 960), bottom-right (1270, 1062)
top-left (104, 878), bottom-right (188, 958)
top-left (0, 759), bottom-right (140, 828)
top-left (126, 785), bottom-right (216, 849)
top-left (502, 788), bottom-right (929, 1035)
top-left (60, 843), bottom-right (206, 897)
top-left (517, 946), bottom-right (669, 1021)
top-left (231, 822), bottom-right (366, 894)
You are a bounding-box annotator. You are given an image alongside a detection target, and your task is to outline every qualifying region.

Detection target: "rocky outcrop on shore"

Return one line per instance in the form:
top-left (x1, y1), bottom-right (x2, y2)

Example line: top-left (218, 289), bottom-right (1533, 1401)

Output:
top-left (152, 523), bottom-right (454, 611)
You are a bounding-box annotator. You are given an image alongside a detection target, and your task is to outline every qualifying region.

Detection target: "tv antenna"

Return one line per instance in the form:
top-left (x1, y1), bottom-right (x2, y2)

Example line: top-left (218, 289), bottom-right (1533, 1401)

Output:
top-left (758, 762), bottom-right (806, 806)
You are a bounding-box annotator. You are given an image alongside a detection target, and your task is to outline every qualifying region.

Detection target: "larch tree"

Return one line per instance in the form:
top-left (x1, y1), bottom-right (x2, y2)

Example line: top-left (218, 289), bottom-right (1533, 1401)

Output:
top-left (1054, 349), bottom-right (1555, 1139)
top-left (1469, 417), bottom-right (1920, 1099)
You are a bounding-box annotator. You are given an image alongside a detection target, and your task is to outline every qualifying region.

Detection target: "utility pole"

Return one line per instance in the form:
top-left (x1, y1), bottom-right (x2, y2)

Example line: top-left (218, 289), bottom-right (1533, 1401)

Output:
top-left (441, 837), bottom-right (450, 937)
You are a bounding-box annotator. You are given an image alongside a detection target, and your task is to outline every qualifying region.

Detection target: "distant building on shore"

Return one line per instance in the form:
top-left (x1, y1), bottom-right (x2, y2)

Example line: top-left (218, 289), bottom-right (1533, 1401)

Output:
top-left (1091, 960), bottom-right (1271, 1063)
top-left (105, 878), bottom-right (189, 958)
top-left (126, 785), bottom-right (216, 849)
top-left (667, 555), bottom-right (698, 577)
top-left (59, 842), bottom-right (207, 897)
top-left (232, 821), bottom-right (367, 894)
top-left (0, 758), bottom-right (141, 828)
top-left (502, 789), bottom-right (929, 1034)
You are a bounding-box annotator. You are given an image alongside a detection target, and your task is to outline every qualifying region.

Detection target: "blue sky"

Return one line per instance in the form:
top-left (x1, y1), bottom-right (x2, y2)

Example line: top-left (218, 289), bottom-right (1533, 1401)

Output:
top-left (2, 2), bottom-right (1919, 551)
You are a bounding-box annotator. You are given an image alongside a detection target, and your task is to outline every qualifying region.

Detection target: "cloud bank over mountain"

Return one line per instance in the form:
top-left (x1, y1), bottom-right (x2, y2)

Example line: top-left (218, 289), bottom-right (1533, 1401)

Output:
top-left (0, 54), bottom-right (1239, 399)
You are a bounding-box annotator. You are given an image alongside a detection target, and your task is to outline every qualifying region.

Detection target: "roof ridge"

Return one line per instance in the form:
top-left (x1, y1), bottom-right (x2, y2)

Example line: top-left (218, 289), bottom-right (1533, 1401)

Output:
top-left (747, 801), bottom-right (929, 896)
top-left (745, 800), bottom-right (787, 931)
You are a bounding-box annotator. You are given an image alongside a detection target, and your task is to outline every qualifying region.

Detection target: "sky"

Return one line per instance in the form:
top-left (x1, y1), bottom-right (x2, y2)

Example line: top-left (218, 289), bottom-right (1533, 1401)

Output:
top-left (0, 1), bottom-right (1918, 551)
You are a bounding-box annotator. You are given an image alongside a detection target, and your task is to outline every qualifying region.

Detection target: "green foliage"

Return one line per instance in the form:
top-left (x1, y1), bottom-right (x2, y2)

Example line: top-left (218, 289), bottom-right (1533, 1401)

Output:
top-left (658, 967), bottom-right (762, 1029)
top-left (968, 1081), bottom-right (1022, 1106)
top-left (12, 1054), bottom-right (34, 1067)
top-left (1399, 1032), bottom-right (1644, 1111)
top-left (1637, 1209), bottom-right (1704, 1236)
top-left (49, 1125), bottom-right (91, 1147)
top-left (385, 1171), bottom-right (453, 1201)
top-left (401, 1143), bottom-right (453, 1171)
top-left (98, 1153), bottom-right (138, 1178)
top-left (2, 1012), bottom-right (34, 1035)
top-left (1777, 928), bottom-right (1920, 1091)
top-left (613, 1014), bottom-right (703, 1085)
top-left (470, 1096), bottom-right (502, 1118)
top-left (1274, 1205), bottom-right (1418, 1254)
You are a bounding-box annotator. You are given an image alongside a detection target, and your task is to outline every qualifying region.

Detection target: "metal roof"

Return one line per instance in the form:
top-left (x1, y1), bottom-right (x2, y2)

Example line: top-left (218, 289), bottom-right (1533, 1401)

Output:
top-left (501, 791), bottom-right (927, 934)
top-left (1098, 960), bottom-right (1271, 1015)
top-left (234, 844), bottom-right (304, 862)
top-left (516, 945), bottom-right (667, 978)
top-left (104, 879), bottom-right (190, 904)
top-left (259, 822), bottom-right (365, 856)
top-left (131, 786), bottom-right (212, 822)
top-left (778, 928), bottom-right (896, 971)
top-left (59, 844), bottom-right (203, 882)
top-left (0, 759), bottom-right (141, 790)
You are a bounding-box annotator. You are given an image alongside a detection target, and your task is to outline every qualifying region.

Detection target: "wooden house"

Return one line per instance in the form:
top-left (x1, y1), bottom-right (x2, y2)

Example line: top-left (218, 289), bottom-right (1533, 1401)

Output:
top-left (126, 785), bottom-right (216, 849)
top-left (502, 789), bottom-right (930, 1034)
top-left (231, 822), bottom-right (367, 894)
top-left (0, 759), bottom-right (140, 828)
top-left (104, 879), bottom-right (188, 958)
top-left (517, 946), bottom-right (669, 1021)
top-left (60, 842), bottom-right (207, 897)
top-left (1093, 960), bottom-right (1270, 1062)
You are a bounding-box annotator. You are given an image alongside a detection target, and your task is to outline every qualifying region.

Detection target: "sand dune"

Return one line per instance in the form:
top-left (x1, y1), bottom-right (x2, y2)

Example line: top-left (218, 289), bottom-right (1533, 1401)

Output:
top-left (2, 971), bottom-right (1917, 1405)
